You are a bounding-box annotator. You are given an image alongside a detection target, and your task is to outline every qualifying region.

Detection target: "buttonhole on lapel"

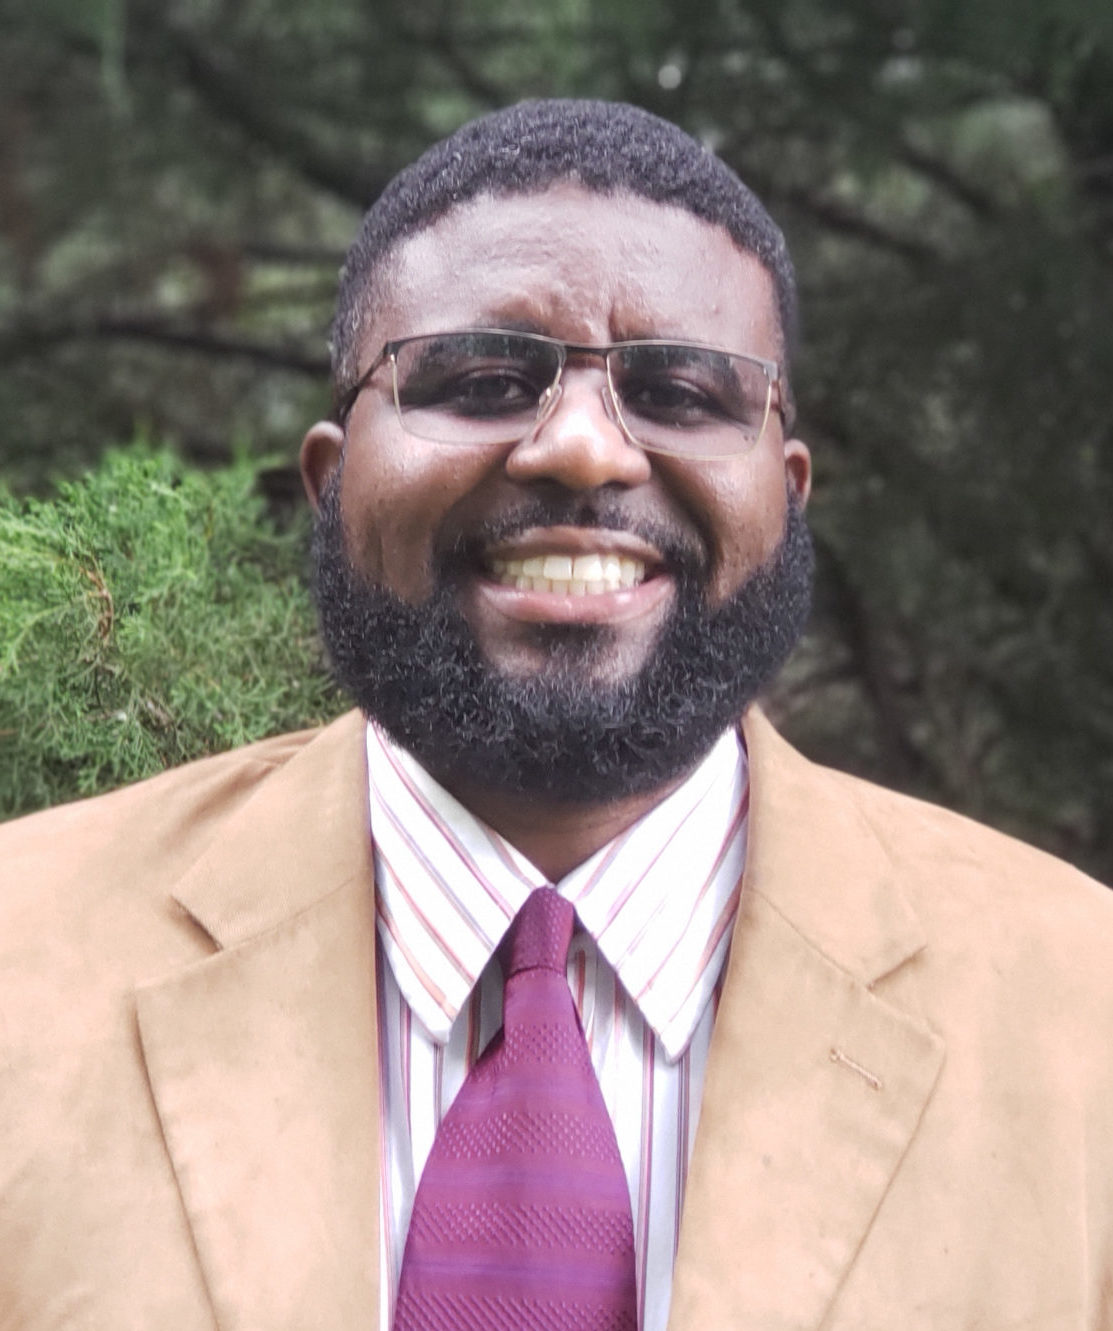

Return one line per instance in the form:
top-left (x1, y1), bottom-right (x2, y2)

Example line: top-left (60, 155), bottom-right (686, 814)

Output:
top-left (829, 1047), bottom-right (883, 1092)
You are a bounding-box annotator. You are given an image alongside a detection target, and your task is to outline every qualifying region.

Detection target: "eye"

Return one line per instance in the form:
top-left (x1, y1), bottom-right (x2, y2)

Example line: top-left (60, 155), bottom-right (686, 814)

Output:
top-left (399, 362), bottom-right (545, 418)
top-left (619, 373), bottom-right (729, 426)
top-left (613, 345), bottom-right (773, 434)
top-left (443, 368), bottom-right (542, 417)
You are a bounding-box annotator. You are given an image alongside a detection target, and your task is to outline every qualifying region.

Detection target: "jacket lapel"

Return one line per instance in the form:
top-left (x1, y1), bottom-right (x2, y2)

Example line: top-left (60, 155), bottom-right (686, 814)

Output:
top-left (668, 710), bottom-right (946, 1329)
top-left (135, 712), bottom-right (381, 1331)
top-left (132, 706), bottom-right (946, 1328)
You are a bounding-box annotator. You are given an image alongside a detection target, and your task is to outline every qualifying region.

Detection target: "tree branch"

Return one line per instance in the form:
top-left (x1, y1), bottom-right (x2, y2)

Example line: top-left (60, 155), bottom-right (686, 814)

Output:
top-left (0, 315), bottom-right (329, 377)
top-left (744, 0), bottom-right (1002, 223)
top-left (813, 529), bottom-right (950, 791)
top-left (896, 139), bottom-right (1000, 219)
top-left (724, 144), bottom-right (939, 263)
top-left (780, 184), bottom-right (938, 263)
top-left (413, 16), bottom-right (505, 109)
top-left (138, 11), bottom-right (388, 208)
top-left (243, 241), bottom-right (346, 268)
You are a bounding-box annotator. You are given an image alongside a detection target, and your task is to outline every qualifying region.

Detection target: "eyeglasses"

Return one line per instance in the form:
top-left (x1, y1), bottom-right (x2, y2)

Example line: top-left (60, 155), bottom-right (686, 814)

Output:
top-left (334, 328), bottom-right (784, 459)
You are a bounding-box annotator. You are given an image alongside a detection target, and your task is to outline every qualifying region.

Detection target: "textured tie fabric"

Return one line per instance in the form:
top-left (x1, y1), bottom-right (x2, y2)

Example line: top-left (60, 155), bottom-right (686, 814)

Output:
top-left (393, 887), bottom-right (638, 1330)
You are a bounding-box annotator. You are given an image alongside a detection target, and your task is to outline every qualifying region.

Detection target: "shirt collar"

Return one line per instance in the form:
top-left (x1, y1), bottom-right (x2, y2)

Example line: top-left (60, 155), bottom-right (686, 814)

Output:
top-left (366, 723), bottom-right (748, 1061)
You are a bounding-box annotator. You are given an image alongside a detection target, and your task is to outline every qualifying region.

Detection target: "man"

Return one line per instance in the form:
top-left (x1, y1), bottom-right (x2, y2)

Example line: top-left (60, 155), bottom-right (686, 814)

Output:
top-left (1, 100), bottom-right (1111, 1331)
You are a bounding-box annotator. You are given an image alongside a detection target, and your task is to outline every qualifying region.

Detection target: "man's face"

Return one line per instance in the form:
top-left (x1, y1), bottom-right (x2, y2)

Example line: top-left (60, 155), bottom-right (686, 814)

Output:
top-left (302, 185), bottom-right (813, 801)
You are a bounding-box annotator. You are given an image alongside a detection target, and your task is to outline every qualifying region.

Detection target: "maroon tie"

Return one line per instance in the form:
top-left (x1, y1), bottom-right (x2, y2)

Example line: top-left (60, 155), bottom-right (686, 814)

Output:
top-left (393, 887), bottom-right (638, 1330)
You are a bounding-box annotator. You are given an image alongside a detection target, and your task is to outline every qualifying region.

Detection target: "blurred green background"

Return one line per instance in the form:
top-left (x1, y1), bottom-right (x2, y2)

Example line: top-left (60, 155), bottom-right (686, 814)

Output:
top-left (1, 0), bottom-right (1111, 883)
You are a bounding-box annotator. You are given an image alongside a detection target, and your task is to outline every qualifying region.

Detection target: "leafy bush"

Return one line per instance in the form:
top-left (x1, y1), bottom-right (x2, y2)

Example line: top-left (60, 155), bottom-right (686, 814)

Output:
top-left (0, 446), bottom-right (345, 818)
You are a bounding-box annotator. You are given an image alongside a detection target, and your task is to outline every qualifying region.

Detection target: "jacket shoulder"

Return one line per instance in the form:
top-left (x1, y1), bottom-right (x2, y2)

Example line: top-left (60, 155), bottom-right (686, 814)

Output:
top-left (744, 708), bottom-right (1113, 998)
top-left (3, 726), bottom-right (319, 863)
top-left (829, 760), bottom-right (1109, 918)
top-left (817, 761), bottom-right (1113, 1030)
top-left (0, 722), bottom-right (348, 947)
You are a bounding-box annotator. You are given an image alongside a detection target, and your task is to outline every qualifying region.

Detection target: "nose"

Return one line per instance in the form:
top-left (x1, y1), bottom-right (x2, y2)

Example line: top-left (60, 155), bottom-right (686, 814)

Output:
top-left (503, 371), bottom-right (652, 491)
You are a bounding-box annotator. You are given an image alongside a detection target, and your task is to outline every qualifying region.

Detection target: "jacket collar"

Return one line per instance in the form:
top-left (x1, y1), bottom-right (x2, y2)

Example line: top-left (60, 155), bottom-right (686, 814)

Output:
top-left (135, 707), bottom-right (944, 1330)
top-left (668, 708), bottom-right (945, 1328)
top-left (136, 710), bottom-right (381, 1331)
top-left (168, 710), bottom-right (371, 947)
top-left (741, 706), bottom-right (928, 986)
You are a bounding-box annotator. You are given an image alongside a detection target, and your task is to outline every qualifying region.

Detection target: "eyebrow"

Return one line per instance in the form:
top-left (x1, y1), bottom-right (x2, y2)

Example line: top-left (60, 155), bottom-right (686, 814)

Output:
top-left (467, 313), bottom-right (710, 344)
top-left (470, 315), bottom-right (550, 336)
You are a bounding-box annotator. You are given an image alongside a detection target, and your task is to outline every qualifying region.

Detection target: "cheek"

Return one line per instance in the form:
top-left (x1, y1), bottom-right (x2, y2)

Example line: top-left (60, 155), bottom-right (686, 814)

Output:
top-left (674, 454), bottom-right (791, 603)
top-left (338, 444), bottom-right (493, 600)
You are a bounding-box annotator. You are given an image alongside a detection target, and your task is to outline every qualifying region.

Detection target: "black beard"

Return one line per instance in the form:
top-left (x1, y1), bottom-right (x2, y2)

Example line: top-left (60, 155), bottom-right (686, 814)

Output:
top-left (310, 484), bottom-right (813, 804)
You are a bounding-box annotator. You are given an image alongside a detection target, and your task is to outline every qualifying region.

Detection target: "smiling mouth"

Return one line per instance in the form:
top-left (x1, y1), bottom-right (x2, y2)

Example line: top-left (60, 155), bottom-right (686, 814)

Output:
top-left (489, 552), bottom-right (647, 596)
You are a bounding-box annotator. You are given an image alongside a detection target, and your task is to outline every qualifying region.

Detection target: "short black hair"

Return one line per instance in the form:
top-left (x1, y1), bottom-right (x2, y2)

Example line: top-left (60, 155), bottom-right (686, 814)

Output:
top-left (332, 99), bottom-right (797, 408)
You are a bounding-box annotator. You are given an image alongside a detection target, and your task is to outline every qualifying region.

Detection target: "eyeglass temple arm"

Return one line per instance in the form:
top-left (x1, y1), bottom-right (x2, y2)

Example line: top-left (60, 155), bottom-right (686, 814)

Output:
top-left (773, 376), bottom-right (795, 434)
top-left (333, 347), bottom-right (392, 425)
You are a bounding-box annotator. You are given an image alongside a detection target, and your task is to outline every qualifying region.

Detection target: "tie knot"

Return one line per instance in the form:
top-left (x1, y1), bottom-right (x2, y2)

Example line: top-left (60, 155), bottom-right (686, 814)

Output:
top-left (507, 888), bottom-right (574, 976)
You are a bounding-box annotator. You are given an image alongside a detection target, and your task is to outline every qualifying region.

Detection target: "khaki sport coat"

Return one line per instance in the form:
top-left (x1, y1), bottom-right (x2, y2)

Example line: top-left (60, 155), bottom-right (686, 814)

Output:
top-left (1, 708), bottom-right (1111, 1330)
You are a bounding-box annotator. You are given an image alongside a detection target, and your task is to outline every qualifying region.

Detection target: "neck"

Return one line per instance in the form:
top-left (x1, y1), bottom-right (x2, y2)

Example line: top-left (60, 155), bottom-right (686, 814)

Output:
top-left (441, 774), bottom-right (691, 882)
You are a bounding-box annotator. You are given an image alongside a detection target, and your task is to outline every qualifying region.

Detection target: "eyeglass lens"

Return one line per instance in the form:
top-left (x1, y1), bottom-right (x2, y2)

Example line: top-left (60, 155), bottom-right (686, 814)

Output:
top-left (391, 331), bottom-right (773, 456)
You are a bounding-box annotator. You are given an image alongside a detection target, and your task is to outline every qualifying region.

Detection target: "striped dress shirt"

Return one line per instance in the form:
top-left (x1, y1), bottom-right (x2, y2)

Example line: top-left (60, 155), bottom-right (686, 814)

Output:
top-left (366, 721), bottom-right (749, 1330)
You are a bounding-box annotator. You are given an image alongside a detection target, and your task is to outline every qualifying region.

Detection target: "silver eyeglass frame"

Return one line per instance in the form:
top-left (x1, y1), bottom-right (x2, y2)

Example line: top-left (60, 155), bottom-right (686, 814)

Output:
top-left (334, 328), bottom-right (787, 459)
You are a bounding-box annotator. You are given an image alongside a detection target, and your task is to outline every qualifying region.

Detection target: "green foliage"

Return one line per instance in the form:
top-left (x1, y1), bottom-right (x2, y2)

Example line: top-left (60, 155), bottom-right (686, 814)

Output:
top-left (2, 0), bottom-right (1112, 880)
top-left (0, 445), bottom-right (345, 817)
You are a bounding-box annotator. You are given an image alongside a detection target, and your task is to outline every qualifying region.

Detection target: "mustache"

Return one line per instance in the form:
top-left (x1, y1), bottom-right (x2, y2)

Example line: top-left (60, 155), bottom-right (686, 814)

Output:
top-left (436, 493), bottom-right (711, 581)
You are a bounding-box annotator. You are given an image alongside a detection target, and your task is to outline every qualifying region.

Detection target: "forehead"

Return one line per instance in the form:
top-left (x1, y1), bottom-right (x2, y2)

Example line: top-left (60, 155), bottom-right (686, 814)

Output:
top-left (364, 185), bottom-right (780, 364)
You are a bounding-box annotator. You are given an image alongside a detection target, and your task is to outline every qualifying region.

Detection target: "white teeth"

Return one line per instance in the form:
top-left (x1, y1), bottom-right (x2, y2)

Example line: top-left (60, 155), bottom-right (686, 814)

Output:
top-left (571, 554), bottom-right (603, 581)
top-left (542, 554), bottom-right (573, 580)
top-left (491, 552), bottom-right (647, 594)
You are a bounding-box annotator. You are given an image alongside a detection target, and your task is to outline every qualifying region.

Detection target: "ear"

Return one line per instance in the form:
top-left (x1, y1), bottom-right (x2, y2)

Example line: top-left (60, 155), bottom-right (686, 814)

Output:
top-left (299, 421), bottom-right (345, 513)
top-left (783, 437), bottom-right (812, 507)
